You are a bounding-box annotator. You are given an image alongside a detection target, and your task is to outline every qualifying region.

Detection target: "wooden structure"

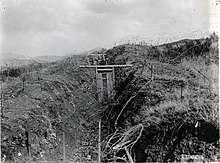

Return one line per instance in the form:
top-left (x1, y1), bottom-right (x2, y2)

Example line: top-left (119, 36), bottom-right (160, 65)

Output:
top-left (80, 65), bottom-right (132, 102)
top-left (80, 63), bottom-right (132, 162)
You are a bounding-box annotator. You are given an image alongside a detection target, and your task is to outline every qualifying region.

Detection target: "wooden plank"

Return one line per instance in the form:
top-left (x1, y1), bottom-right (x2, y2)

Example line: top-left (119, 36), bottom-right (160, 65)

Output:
top-left (62, 131), bottom-right (66, 161)
top-left (97, 68), bottom-right (113, 71)
top-left (80, 64), bottom-right (132, 102)
top-left (97, 67), bottom-right (113, 69)
top-left (97, 69), bottom-right (113, 73)
top-left (97, 73), bottom-right (103, 102)
top-left (107, 72), bottom-right (113, 98)
top-left (80, 64), bottom-right (132, 68)
top-left (98, 120), bottom-right (101, 162)
top-left (102, 73), bottom-right (108, 100)
top-left (112, 67), bottom-right (115, 87)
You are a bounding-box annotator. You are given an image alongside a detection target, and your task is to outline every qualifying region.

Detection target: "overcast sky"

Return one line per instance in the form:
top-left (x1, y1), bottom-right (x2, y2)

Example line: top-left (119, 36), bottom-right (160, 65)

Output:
top-left (0, 0), bottom-right (219, 57)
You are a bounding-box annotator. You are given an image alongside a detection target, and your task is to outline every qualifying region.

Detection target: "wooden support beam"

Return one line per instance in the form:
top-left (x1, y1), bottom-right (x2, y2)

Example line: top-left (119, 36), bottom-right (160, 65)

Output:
top-left (79, 64), bottom-right (133, 162)
top-left (79, 65), bottom-right (132, 68)
top-left (97, 69), bottom-right (113, 73)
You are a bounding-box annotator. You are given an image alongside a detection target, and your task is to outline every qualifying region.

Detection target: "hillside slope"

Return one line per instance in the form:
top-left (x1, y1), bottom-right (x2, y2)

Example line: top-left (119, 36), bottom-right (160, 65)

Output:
top-left (102, 35), bottom-right (219, 162)
top-left (1, 55), bottom-right (102, 162)
top-left (1, 35), bottom-right (219, 162)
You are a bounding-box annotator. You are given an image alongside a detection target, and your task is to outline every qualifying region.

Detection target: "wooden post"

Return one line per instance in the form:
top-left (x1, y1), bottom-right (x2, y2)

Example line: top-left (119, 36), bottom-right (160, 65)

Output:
top-left (0, 67), bottom-right (1, 160)
top-left (112, 67), bottom-right (115, 99)
top-left (180, 85), bottom-right (183, 100)
top-left (7, 65), bottom-right (9, 81)
top-left (25, 124), bottom-right (31, 158)
top-left (180, 81), bottom-right (185, 100)
top-left (98, 119), bottom-right (101, 162)
top-left (28, 130), bottom-right (31, 158)
top-left (79, 64), bottom-right (132, 163)
top-left (150, 65), bottom-right (154, 80)
top-left (62, 130), bottom-right (66, 161)
top-left (198, 77), bottom-right (201, 99)
top-left (0, 66), bottom-right (3, 117)
top-left (22, 77), bottom-right (25, 91)
top-left (185, 83), bottom-right (189, 99)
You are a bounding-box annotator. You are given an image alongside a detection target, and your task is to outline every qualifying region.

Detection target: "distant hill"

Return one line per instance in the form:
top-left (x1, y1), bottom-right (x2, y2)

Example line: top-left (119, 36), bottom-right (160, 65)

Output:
top-left (0, 53), bottom-right (64, 67)
top-left (0, 53), bottom-right (29, 60)
top-left (0, 47), bottom-right (108, 67)
top-left (33, 55), bottom-right (64, 63)
top-left (0, 53), bottom-right (33, 67)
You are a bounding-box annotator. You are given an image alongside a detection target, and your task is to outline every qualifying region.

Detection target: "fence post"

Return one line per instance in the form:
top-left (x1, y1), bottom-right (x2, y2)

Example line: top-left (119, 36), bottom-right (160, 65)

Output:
top-left (180, 81), bottom-right (185, 100)
top-left (198, 77), bottom-right (201, 99)
top-left (0, 67), bottom-right (3, 117)
top-left (26, 124), bottom-right (31, 158)
top-left (98, 119), bottom-right (101, 162)
top-left (63, 128), bottom-right (66, 161)
top-left (150, 65), bottom-right (154, 80)
top-left (180, 84), bottom-right (183, 100)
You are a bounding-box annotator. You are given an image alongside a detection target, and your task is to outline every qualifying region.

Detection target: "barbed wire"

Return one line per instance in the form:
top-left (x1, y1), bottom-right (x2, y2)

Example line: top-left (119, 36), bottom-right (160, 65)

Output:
top-left (113, 29), bottom-right (217, 47)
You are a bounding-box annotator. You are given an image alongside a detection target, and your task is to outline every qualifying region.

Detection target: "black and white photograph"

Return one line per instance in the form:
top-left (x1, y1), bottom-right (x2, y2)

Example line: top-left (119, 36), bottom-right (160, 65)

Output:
top-left (0, 0), bottom-right (219, 162)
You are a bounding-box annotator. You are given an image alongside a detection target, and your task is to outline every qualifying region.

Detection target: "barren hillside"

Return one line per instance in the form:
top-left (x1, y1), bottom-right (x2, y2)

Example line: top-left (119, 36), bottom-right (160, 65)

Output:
top-left (1, 34), bottom-right (219, 162)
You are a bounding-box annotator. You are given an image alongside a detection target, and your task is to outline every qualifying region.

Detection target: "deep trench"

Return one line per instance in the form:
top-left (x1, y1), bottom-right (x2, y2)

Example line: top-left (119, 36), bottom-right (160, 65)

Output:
top-left (101, 72), bottom-right (219, 162)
